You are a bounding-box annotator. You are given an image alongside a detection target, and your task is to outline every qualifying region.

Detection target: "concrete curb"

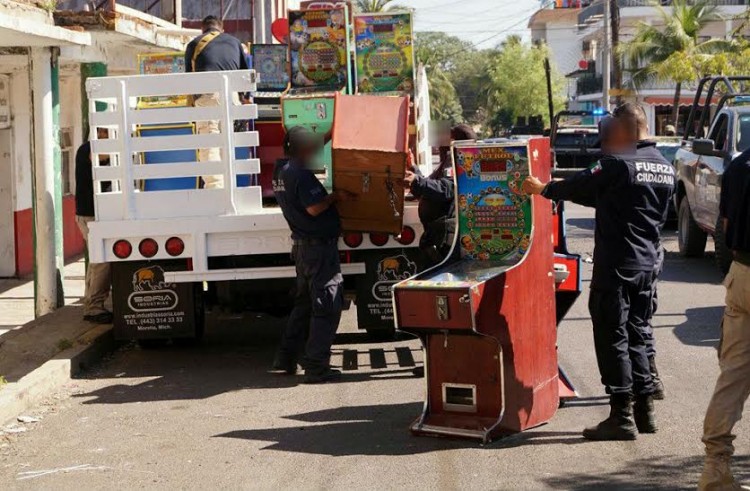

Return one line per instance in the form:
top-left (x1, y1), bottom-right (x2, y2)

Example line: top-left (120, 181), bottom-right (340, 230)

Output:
top-left (0, 324), bottom-right (118, 426)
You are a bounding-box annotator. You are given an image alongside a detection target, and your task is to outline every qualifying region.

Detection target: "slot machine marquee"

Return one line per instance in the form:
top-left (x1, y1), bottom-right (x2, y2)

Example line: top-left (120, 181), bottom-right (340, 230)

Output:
top-left (393, 138), bottom-right (561, 443)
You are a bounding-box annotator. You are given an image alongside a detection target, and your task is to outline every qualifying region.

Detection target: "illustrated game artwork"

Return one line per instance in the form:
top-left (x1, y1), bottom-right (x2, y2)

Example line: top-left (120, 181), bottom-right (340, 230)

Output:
top-left (454, 143), bottom-right (532, 261)
top-left (252, 44), bottom-right (289, 91)
top-left (354, 12), bottom-right (414, 94)
top-left (137, 52), bottom-right (187, 108)
top-left (288, 8), bottom-right (350, 91)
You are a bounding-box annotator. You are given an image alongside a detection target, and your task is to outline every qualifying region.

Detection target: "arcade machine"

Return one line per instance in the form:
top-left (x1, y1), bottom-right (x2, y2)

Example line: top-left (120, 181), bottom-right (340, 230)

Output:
top-left (251, 44), bottom-right (290, 197)
top-left (353, 11), bottom-right (421, 168)
top-left (135, 52), bottom-right (198, 192)
top-left (393, 138), bottom-right (564, 443)
top-left (281, 4), bottom-right (352, 189)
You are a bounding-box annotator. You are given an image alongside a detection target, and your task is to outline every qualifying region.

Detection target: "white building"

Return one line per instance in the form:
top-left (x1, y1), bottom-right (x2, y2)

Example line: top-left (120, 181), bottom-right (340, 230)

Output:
top-left (529, 6), bottom-right (583, 101)
top-left (559, 0), bottom-right (749, 135)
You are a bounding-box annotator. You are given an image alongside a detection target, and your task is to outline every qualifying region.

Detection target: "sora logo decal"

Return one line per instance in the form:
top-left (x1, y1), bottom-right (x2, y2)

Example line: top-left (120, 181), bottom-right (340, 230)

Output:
top-left (128, 266), bottom-right (178, 312)
top-left (372, 254), bottom-right (417, 302)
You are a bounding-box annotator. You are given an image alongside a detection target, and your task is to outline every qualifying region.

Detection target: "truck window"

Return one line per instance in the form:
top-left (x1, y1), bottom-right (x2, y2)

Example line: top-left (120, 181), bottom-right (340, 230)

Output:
top-left (710, 114), bottom-right (729, 152)
top-left (737, 114), bottom-right (750, 152)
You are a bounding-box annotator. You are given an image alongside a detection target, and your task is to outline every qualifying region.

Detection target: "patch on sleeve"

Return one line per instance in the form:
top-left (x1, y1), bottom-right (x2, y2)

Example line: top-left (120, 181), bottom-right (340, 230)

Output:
top-left (589, 162), bottom-right (603, 175)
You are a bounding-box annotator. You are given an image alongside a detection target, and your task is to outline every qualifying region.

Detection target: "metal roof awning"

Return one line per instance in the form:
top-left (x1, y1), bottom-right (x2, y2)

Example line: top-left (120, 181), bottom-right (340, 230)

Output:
top-left (0, 0), bottom-right (90, 47)
top-left (54, 4), bottom-right (198, 53)
top-left (644, 96), bottom-right (716, 107)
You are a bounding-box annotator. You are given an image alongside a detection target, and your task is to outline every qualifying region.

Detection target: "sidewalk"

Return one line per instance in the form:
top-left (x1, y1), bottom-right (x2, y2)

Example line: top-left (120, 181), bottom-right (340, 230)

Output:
top-left (0, 260), bottom-right (86, 339)
top-left (0, 259), bottom-right (116, 425)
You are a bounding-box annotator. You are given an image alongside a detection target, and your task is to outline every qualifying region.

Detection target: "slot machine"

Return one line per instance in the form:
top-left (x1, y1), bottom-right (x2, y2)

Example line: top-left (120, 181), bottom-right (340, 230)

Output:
top-left (393, 138), bottom-right (579, 443)
top-left (251, 44), bottom-right (290, 197)
top-left (281, 5), bottom-right (352, 189)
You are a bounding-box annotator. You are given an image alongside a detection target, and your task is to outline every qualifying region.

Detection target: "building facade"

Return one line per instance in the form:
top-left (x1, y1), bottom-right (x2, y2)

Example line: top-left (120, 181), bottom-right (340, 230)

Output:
top-left (533, 0), bottom-right (750, 135)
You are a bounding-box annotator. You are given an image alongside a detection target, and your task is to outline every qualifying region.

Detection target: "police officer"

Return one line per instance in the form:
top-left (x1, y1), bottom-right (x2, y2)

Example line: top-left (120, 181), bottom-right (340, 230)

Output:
top-left (185, 16), bottom-right (249, 189)
top-left (699, 146), bottom-right (750, 490)
top-left (632, 108), bottom-right (667, 400)
top-left (523, 104), bottom-right (674, 440)
top-left (404, 124), bottom-right (477, 266)
top-left (271, 127), bottom-right (355, 384)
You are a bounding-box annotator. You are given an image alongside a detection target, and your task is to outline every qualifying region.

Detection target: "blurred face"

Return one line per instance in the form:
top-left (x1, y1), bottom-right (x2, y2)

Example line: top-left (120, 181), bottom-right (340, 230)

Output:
top-left (296, 141), bottom-right (322, 166)
top-left (603, 119), bottom-right (632, 153)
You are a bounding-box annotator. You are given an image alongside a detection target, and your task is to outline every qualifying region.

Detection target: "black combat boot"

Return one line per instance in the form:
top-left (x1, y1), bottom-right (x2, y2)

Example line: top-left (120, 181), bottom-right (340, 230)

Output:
top-left (271, 352), bottom-right (298, 375)
top-left (633, 395), bottom-right (657, 433)
top-left (582, 394), bottom-right (638, 441)
top-left (649, 356), bottom-right (665, 400)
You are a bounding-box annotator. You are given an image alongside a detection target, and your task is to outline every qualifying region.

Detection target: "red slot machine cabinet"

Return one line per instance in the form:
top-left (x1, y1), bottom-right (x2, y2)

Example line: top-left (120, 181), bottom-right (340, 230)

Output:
top-left (393, 138), bottom-right (559, 443)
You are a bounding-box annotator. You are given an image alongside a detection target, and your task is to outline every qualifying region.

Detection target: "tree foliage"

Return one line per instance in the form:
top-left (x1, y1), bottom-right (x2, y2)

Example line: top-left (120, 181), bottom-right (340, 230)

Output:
top-left (619, 0), bottom-right (734, 123)
top-left (353, 0), bottom-right (399, 13)
top-left (415, 32), bottom-right (565, 135)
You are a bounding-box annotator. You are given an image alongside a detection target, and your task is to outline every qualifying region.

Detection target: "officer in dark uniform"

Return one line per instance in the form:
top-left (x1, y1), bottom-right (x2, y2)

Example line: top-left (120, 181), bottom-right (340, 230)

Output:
top-left (404, 124), bottom-right (477, 266)
top-left (271, 127), bottom-right (355, 384)
top-left (523, 104), bottom-right (675, 440)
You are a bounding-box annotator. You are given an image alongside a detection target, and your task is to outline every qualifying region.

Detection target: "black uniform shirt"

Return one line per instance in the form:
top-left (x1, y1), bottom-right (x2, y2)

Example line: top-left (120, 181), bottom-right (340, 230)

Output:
top-left (543, 144), bottom-right (675, 271)
top-left (273, 159), bottom-right (340, 240)
top-left (719, 147), bottom-right (750, 253)
top-left (75, 141), bottom-right (110, 217)
top-left (184, 30), bottom-right (249, 73)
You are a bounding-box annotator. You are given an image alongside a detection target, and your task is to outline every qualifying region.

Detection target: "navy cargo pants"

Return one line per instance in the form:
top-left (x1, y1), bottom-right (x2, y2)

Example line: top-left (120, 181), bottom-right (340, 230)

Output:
top-left (278, 240), bottom-right (344, 374)
top-left (589, 266), bottom-right (656, 397)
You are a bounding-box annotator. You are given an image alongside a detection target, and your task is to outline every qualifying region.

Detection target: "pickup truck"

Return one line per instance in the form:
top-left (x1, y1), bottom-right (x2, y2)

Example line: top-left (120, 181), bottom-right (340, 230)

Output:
top-left (550, 110), bottom-right (608, 176)
top-left (673, 76), bottom-right (750, 273)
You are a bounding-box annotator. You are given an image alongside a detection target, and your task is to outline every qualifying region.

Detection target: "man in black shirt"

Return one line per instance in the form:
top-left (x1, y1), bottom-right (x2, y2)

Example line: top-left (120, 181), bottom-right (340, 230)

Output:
top-left (185, 16), bottom-right (249, 189)
top-left (699, 147), bottom-right (750, 491)
top-left (523, 105), bottom-right (674, 440)
top-left (271, 127), bottom-right (355, 384)
top-left (75, 128), bottom-right (112, 324)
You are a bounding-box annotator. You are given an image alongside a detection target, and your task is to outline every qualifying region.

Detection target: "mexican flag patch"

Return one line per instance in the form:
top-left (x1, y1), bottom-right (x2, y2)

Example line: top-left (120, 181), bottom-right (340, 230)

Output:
top-left (590, 162), bottom-right (603, 175)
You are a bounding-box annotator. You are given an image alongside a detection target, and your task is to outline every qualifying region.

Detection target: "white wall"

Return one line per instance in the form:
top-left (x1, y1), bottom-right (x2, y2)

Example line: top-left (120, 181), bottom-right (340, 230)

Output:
top-left (9, 68), bottom-right (32, 212)
top-left (544, 22), bottom-right (580, 78)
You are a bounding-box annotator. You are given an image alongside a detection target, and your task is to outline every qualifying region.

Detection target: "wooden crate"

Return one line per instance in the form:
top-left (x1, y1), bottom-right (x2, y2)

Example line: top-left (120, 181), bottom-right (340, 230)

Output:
top-left (332, 93), bottom-right (410, 234)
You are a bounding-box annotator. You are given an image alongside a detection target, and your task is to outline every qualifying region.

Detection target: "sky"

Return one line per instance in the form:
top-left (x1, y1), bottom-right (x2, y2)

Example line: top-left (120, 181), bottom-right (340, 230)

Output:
top-left (287, 0), bottom-right (542, 49)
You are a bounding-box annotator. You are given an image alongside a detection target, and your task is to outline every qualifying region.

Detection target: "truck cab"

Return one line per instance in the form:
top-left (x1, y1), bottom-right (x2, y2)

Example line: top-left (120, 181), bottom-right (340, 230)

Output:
top-left (674, 76), bottom-right (750, 273)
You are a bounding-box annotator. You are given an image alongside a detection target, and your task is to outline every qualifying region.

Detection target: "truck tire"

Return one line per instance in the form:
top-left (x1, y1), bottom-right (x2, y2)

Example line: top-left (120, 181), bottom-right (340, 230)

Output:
top-left (678, 199), bottom-right (707, 257)
top-left (714, 216), bottom-right (733, 275)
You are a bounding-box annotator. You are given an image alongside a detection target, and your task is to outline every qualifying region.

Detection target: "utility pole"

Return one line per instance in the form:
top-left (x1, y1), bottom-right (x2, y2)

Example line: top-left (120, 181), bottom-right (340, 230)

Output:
top-left (602, 0), bottom-right (611, 111)
top-left (610, 0), bottom-right (622, 105)
top-left (544, 57), bottom-right (555, 127)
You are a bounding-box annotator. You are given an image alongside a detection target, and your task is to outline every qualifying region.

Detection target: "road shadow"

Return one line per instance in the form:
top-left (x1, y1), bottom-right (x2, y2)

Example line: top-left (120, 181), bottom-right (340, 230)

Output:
top-left (673, 306), bottom-right (724, 349)
top-left (543, 454), bottom-right (750, 490)
top-left (566, 217), bottom-right (595, 231)
top-left (73, 316), bottom-right (422, 405)
top-left (215, 403), bottom-right (584, 456)
top-left (660, 251), bottom-right (724, 285)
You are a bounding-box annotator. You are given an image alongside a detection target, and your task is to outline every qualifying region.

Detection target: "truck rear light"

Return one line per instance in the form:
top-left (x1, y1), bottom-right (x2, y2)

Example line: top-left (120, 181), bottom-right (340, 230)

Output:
top-left (343, 232), bottom-right (363, 248)
top-left (396, 226), bottom-right (416, 245)
top-left (113, 240), bottom-right (132, 259)
top-left (165, 237), bottom-right (185, 257)
top-left (139, 238), bottom-right (159, 258)
top-left (369, 232), bottom-right (390, 247)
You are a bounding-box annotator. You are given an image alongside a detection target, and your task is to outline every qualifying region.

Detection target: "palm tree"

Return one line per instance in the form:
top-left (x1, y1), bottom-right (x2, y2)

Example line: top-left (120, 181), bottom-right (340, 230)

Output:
top-left (353, 0), bottom-right (398, 13)
top-left (620, 0), bottom-right (730, 126)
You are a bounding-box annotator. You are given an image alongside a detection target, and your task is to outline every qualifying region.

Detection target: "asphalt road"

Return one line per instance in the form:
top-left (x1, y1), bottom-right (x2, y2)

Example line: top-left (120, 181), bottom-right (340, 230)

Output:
top-left (1, 204), bottom-right (746, 490)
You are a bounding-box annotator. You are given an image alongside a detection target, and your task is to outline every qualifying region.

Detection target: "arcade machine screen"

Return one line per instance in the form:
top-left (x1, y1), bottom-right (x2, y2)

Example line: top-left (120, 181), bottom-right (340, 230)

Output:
top-left (252, 44), bottom-right (289, 196)
top-left (403, 143), bottom-right (532, 287)
top-left (252, 44), bottom-right (290, 93)
top-left (354, 13), bottom-right (415, 95)
top-left (288, 8), bottom-right (351, 92)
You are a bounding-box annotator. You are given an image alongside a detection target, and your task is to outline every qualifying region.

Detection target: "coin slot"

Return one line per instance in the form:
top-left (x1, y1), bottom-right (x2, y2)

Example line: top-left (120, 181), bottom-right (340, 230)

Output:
top-left (442, 383), bottom-right (477, 413)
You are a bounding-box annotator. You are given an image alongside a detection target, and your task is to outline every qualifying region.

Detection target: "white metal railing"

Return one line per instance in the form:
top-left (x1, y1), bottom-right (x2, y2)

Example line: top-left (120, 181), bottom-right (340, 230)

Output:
top-left (415, 65), bottom-right (432, 174)
top-left (85, 69), bottom-right (261, 222)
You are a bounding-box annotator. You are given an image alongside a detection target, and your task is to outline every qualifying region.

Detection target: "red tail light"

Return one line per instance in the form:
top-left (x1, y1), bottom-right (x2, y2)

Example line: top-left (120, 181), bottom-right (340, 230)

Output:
top-left (113, 240), bottom-right (132, 259)
top-left (343, 232), bottom-right (363, 248)
top-left (396, 226), bottom-right (416, 245)
top-left (369, 232), bottom-right (390, 247)
top-left (138, 238), bottom-right (158, 258)
top-left (165, 237), bottom-right (185, 257)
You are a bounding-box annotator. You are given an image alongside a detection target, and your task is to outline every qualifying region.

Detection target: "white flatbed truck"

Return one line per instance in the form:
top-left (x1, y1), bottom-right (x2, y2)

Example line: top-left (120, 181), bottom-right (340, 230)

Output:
top-left (85, 69), bottom-right (428, 341)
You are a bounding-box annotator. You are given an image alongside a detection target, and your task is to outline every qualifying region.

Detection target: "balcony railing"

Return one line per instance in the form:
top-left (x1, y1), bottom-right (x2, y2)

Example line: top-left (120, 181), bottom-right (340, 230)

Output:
top-left (578, 74), bottom-right (603, 95)
top-left (579, 0), bottom-right (748, 28)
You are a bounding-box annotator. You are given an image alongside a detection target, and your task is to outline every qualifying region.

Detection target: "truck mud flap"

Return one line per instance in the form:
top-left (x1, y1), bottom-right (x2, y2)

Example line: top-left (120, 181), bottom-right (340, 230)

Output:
top-left (112, 260), bottom-right (202, 341)
top-left (353, 248), bottom-right (427, 331)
